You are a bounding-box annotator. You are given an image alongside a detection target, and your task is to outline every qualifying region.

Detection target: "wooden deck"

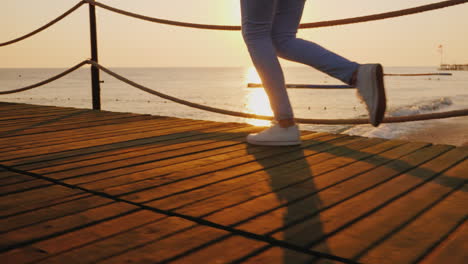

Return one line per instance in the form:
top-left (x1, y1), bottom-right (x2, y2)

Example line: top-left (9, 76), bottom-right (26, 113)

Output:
top-left (0, 101), bottom-right (466, 264)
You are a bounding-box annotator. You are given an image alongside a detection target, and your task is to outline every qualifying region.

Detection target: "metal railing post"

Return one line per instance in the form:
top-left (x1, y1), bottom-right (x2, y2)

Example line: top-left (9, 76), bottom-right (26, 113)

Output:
top-left (89, 0), bottom-right (101, 110)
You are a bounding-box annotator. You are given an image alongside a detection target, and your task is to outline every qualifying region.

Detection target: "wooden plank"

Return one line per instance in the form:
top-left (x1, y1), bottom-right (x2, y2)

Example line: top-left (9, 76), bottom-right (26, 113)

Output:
top-left (0, 109), bottom-right (145, 130)
top-left (309, 149), bottom-right (467, 260)
top-left (0, 108), bottom-right (81, 121)
top-left (11, 129), bottom-right (256, 193)
top-left (0, 174), bottom-right (36, 185)
top-left (112, 133), bottom-right (355, 202)
top-left (199, 143), bottom-right (444, 234)
top-left (0, 184), bottom-right (83, 210)
top-left (0, 105), bottom-right (84, 117)
top-left (67, 128), bottom-right (284, 186)
top-left (6, 121), bottom-right (242, 167)
top-left (0, 113), bottom-right (156, 137)
top-left (0, 118), bottom-right (203, 151)
top-left (0, 111), bottom-right (187, 136)
top-left (0, 107), bottom-right (71, 117)
top-left (0, 120), bottom-right (225, 164)
top-left (0, 115), bottom-right (191, 142)
top-left (1, 103), bottom-right (466, 264)
top-left (421, 220), bottom-right (468, 264)
top-left (0, 117), bottom-right (201, 150)
top-left (165, 137), bottom-right (395, 218)
top-left (168, 141), bottom-right (424, 223)
top-left (0, 185), bottom-right (85, 217)
top-left (0, 210), bottom-right (165, 264)
top-left (261, 145), bottom-right (453, 247)
top-left (57, 131), bottom-right (323, 188)
top-left (30, 125), bottom-right (260, 180)
top-left (0, 178), bottom-right (53, 196)
top-left (238, 246), bottom-right (318, 264)
top-left (5, 120), bottom-right (218, 153)
top-left (0, 195), bottom-right (112, 233)
top-left (132, 138), bottom-right (395, 210)
top-left (16, 122), bottom-right (249, 171)
top-left (0, 112), bottom-right (88, 129)
top-left (160, 235), bottom-right (269, 264)
top-left (27, 216), bottom-right (197, 264)
top-left (0, 102), bottom-right (50, 111)
top-left (0, 110), bottom-right (89, 129)
top-left (69, 139), bottom-right (256, 188)
top-left (0, 102), bottom-right (77, 111)
top-left (95, 227), bottom-right (264, 264)
top-left (0, 193), bottom-right (92, 220)
top-left (0, 169), bottom-right (27, 180)
top-left (0, 202), bottom-right (138, 251)
top-left (359, 183), bottom-right (468, 264)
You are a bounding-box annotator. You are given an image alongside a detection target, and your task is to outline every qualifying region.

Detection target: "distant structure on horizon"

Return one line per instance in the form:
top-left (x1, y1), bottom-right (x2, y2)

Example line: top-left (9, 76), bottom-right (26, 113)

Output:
top-left (437, 45), bottom-right (467, 71)
top-left (438, 64), bottom-right (468, 71)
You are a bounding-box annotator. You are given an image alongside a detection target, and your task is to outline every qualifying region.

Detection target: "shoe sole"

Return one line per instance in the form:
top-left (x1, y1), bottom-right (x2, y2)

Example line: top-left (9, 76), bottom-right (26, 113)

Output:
top-left (372, 64), bottom-right (386, 126)
top-left (246, 139), bottom-right (302, 146)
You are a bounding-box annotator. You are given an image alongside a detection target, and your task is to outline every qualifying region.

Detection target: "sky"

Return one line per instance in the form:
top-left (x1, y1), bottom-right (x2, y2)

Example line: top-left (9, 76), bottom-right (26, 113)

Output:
top-left (1, 0), bottom-right (468, 68)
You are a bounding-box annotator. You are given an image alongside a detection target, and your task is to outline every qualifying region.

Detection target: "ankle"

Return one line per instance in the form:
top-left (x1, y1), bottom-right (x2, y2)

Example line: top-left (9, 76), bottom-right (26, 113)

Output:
top-left (277, 119), bottom-right (296, 128)
top-left (350, 70), bottom-right (358, 86)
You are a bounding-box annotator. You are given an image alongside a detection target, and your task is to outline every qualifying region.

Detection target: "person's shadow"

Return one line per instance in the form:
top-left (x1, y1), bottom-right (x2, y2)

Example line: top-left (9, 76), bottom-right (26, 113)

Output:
top-left (247, 143), bottom-right (331, 263)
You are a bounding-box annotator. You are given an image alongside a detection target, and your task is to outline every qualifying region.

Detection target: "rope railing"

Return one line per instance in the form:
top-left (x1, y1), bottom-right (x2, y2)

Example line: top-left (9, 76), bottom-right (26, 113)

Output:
top-left (298, 0), bottom-right (468, 29)
top-left (384, 73), bottom-right (453, 76)
top-left (1, 1), bottom-right (468, 125)
top-left (0, 60), bottom-right (88, 95)
top-left (247, 71), bottom-right (454, 88)
top-left (83, 0), bottom-right (468, 30)
top-left (247, 83), bottom-right (354, 89)
top-left (1, 59), bottom-right (468, 123)
top-left (2, 0), bottom-right (465, 46)
top-left (0, 1), bottom-right (86, 47)
top-left (88, 60), bottom-right (468, 125)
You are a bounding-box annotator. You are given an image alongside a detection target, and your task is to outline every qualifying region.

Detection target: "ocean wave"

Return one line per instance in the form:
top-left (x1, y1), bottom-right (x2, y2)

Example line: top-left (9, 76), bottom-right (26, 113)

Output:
top-left (342, 97), bottom-right (454, 139)
top-left (387, 97), bottom-right (453, 117)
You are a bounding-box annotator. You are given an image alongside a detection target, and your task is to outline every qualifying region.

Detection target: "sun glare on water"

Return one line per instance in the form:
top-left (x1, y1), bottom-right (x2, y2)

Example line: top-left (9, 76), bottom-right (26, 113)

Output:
top-left (244, 67), bottom-right (272, 126)
top-left (246, 66), bottom-right (262, 85)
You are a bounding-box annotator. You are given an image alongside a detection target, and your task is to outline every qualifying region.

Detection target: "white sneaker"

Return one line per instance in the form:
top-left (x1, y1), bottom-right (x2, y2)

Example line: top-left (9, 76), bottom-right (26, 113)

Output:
top-left (356, 64), bottom-right (387, 127)
top-left (246, 122), bottom-right (301, 146)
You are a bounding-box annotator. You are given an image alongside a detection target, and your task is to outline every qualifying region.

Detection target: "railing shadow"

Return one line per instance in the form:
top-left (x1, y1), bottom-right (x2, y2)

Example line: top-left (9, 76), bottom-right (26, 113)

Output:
top-left (240, 135), bottom-right (464, 263)
top-left (0, 124), bottom-right (466, 262)
top-left (0, 110), bottom-right (89, 137)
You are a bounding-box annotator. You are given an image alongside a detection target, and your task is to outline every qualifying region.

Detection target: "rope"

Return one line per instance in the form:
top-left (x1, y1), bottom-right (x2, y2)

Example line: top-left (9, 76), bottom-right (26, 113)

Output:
top-left (0, 59), bottom-right (466, 124)
top-left (299, 0), bottom-right (468, 29)
top-left (87, 60), bottom-right (468, 125)
top-left (385, 73), bottom-right (452, 76)
top-left (248, 83), bottom-right (354, 89)
top-left (0, 1), bottom-right (86, 47)
top-left (83, 0), bottom-right (468, 31)
top-left (248, 72), bottom-right (454, 88)
top-left (0, 60), bottom-right (88, 95)
top-left (2, 0), bottom-right (466, 47)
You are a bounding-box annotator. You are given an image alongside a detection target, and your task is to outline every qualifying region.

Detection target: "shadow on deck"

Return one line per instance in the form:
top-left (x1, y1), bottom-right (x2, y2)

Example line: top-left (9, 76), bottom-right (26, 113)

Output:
top-left (0, 102), bottom-right (466, 264)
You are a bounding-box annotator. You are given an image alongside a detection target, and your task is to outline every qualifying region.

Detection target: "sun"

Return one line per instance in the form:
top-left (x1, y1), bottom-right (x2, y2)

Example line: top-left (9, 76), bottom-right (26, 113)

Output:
top-left (246, 66), bottom-right (262, 85)
top-left (243, 67), bottom-right (272, 126)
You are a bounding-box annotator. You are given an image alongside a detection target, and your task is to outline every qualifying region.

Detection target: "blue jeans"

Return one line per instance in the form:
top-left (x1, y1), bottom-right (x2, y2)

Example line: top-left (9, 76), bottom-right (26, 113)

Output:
top-left (241, 0), bottom-right (360, 121)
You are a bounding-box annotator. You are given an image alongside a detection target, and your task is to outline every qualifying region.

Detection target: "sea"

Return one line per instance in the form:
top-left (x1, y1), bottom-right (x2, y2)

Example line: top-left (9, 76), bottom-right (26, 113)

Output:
top-left (1, 66), bottom-right (467, 143)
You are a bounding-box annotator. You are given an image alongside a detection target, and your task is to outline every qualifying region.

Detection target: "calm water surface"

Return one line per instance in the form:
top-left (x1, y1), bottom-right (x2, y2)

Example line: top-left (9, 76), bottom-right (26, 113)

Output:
top-left (1, 66), bottom-right (467, 139)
